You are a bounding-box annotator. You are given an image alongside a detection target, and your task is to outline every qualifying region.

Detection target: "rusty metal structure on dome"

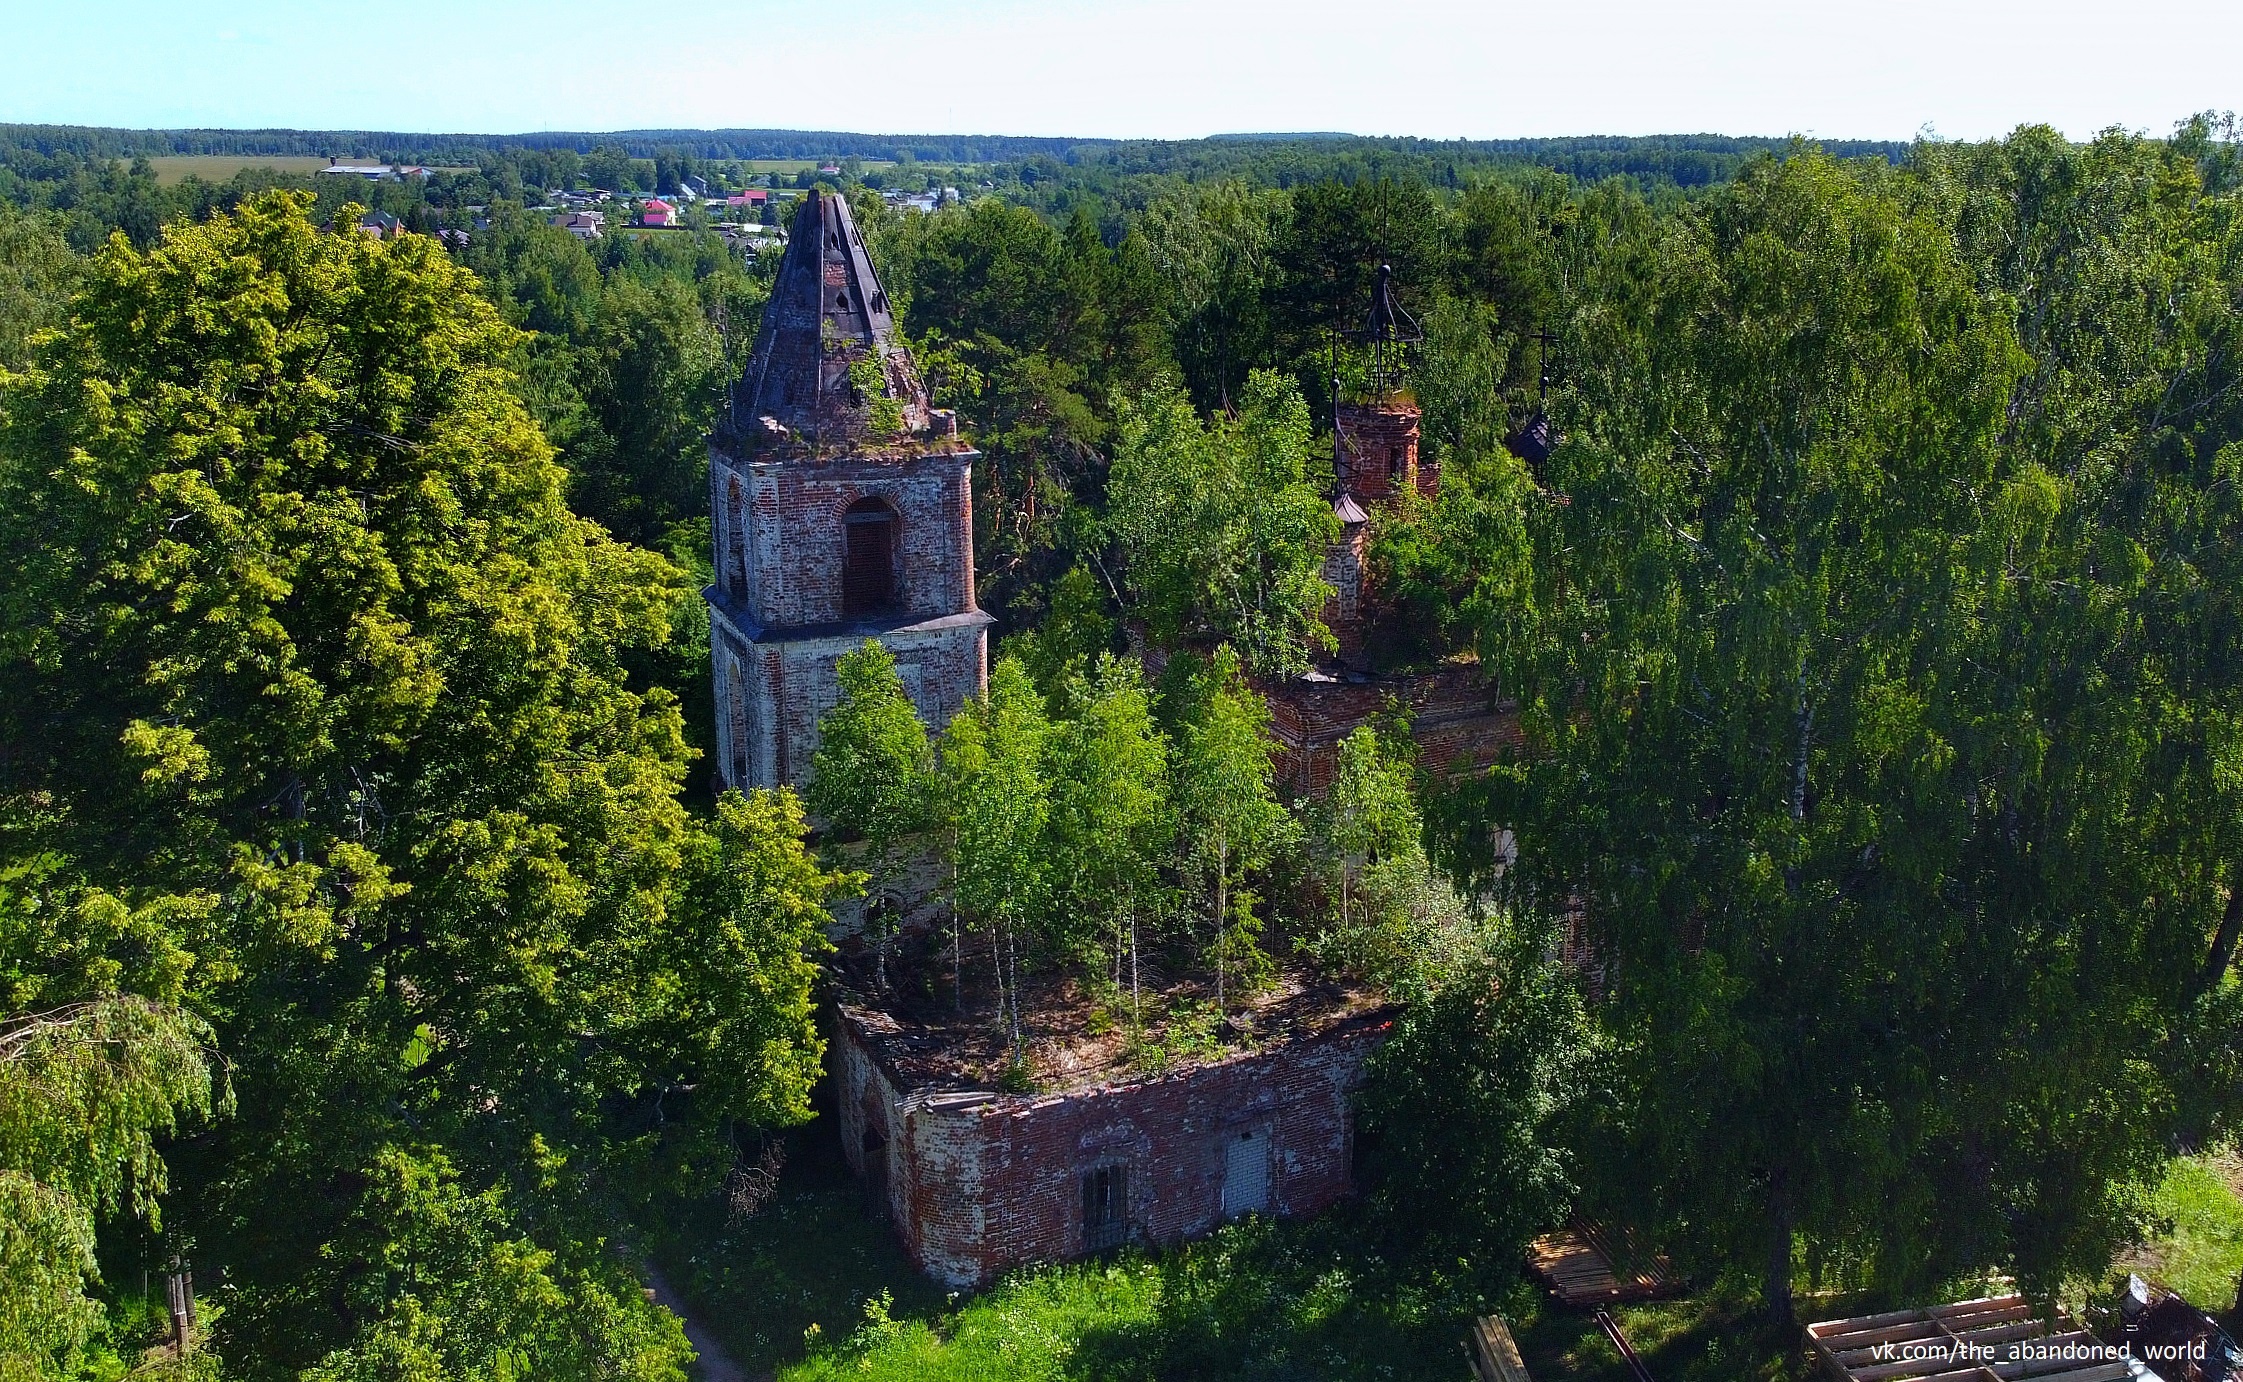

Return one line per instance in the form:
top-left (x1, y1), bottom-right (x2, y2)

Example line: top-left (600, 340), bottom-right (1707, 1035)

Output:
top-left (1504, 329), bottom-right (1562, 470)
top-left (723, 188), bottom-right (942, 454)
top-left (1353, 262), bottom-right (1422, 399)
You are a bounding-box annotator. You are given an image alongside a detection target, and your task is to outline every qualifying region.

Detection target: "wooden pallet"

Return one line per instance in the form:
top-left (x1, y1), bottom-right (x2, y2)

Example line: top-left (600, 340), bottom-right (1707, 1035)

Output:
top-left (1468, 1314), bottom-right (1533, 1382)
top-left (1526, 1218), bottom-right (1682, 1307)
top-left (1805, 1293), bottom-right (2142, 1382)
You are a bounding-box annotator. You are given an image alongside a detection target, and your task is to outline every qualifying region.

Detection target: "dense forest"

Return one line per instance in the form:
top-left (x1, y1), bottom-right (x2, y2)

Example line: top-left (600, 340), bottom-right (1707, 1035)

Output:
top-left (5, 112), bottom-right (2243, 1379)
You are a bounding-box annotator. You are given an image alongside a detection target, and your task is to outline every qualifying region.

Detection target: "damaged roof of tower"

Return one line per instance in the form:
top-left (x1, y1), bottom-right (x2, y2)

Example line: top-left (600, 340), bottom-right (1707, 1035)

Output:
top-left (721, 187), bottom-right (963, 457)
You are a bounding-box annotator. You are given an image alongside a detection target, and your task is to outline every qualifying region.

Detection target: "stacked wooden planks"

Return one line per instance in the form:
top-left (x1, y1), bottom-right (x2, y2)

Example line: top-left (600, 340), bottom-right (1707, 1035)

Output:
top-left (1468, 1314), bottom-right (1533, 1382)
top-left (1805, 1294), bottom-right (2146, 1382)
top-left (1527, 1218), bottom-right (1682, 1308)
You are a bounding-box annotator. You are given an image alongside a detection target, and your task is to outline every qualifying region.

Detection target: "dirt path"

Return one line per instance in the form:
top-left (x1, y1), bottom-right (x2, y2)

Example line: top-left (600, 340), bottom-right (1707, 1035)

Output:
top-left (641, 1261), bottom-right (752, 1382)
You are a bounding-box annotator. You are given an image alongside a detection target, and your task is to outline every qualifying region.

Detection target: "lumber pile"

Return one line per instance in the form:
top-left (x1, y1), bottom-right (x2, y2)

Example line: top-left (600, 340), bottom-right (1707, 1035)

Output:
top-left (1526, 1218), bottom-right (1681, 1308)
top-left (1805, 1293), bottom-right (2147, 1382)
top-left (1468, 1314), bottom-right (1532, 1382)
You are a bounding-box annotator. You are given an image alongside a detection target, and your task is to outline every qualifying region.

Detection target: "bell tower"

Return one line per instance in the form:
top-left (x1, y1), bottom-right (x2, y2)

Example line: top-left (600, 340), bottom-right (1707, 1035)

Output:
top-left (1325, 263), bottom-right (1434, 667)
top-left (706, 189), bottom-right (991, 792)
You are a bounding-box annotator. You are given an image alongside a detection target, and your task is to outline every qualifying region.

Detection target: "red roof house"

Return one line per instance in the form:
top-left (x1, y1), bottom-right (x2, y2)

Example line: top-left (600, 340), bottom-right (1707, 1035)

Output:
top-left (639, 198), bottom-right (675, 227)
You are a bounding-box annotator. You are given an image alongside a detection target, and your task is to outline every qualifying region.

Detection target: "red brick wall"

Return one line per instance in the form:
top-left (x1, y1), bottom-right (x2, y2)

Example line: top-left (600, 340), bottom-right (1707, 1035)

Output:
top-left (1263, 666), bottom-right (1522, 796)
top-left (1335, 400), bottom-right (1432, 504)
top-left (707, 440), bottom-right (989, 792)
top-left (834, 1008), bottom-right (1391, 1288)
top-left (718, 451), bottom-right (977, 631)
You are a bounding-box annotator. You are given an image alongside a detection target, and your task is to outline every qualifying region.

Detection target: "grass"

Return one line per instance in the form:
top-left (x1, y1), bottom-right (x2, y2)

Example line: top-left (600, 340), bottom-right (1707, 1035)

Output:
top-left (654, 1117), bottom-right (2243, 1380)
top-left (643, 1126), bottom-right (2243, 1382)
top-left (142, 155), bottom-right (333, 184)
top-left (643, 1115), bottom-right (943, 1375)
top-left (740, 158), bottom-right (895, 174)
top-left (136, 156), bottom-right (479, 185)
top-left (648, 1109), bottom-right (1505, 1380)
top-left (1513, 1292), bottom-right (1820, 1382)
top-left (643, 1101), bottom-right (1831, 1381)
top-left (2122, 1153), bottom-right (2243, 1308)
top-left (776, 1213), bottom-right (1497, 1382)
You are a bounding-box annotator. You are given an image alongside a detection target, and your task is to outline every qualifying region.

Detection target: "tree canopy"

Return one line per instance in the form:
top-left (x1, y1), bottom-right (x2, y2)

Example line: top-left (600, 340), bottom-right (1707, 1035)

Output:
top-left (0, 192), bottom-right (840, 1378)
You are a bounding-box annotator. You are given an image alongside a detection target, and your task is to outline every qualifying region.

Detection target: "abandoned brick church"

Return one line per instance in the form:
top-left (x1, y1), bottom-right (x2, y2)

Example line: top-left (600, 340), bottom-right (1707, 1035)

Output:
top-left (709, 197), bottom-right (1507, 1287)
top-left (706, 188), bottom-right (990, 793)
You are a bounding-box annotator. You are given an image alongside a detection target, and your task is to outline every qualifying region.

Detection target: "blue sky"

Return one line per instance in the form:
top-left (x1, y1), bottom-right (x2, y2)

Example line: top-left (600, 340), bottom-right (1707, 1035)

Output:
top-left (4, 0), bottom-right (2237, 142)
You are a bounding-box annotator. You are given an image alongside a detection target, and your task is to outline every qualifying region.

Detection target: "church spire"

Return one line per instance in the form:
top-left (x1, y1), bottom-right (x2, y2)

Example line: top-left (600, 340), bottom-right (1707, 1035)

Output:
top-left (726, 188), bottom-right (932, 452)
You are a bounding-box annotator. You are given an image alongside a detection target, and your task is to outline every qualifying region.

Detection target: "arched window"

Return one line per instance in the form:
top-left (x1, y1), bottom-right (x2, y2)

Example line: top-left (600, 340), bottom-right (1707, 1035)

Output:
top-left (726, 657), bottom-right (751, 787)
top-left (726, 476), bottom-right (748, 594)
top-left (842, 498), bottom-right (898, 616)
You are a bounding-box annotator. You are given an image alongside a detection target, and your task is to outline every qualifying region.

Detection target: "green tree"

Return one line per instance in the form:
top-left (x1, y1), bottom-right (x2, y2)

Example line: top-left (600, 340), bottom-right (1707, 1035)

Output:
top-left (0, 208), bottom-right (77, 371)
top-left (1482, 146), bottom-right (2243, 1322)
top-left (0, 192), bottom-right (834, 1375)
top-left (1314, 725), bottom-right (1420, 939)
top-left (808, 642), bottom-right (932, 990)
top-left (1358, 931), bottom-right (1593, 1273)
top-left (1042, 655), bottom-right (1171, 1020)
top-left (876, 197), bottom-right (1165, 630)
top-left (1108, 370), bottom-right (1339, 679)
top-left (1169, 649), bottom-right (1292, 1007)
top-left (0, 803), bottom-right (221, 1382)
top-left (1011, 563), bottom-right (1118, 702)
top-left (2, 896), bottom-right (217, 1378)
top-left (938, 658), bottom-right (1052, 1056)
top-left (1135, 181), bottom-right (1288, 412)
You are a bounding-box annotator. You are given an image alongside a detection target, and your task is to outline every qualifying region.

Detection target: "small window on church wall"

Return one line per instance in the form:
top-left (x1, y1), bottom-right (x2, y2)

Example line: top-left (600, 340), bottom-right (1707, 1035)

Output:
top-left (842, 499), bottom-right (897, 616)
top-left (1389, 446), bottom-right (1407, 478)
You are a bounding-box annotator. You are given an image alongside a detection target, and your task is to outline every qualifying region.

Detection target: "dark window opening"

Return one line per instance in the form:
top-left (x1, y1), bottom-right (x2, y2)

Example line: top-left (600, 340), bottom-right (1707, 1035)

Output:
top-left (843, 499), bottom-right (897, 616)
top-left (1082, 1163), bottom-right (1128, 1252)
top-left (1389, 446), bottom-right (1406, 477)
top-left (862, 1127), bottom-right (889, 1223)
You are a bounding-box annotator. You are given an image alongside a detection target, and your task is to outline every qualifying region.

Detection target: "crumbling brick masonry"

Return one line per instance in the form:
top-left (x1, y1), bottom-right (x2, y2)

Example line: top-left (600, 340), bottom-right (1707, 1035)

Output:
top-left (832, 1005), bottom-right (1392, 1288)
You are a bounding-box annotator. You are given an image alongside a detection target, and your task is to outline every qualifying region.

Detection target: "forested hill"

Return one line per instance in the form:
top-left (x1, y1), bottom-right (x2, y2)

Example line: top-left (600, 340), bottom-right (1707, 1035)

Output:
top-left (0, 122), bottom-right (1096, 165)
top-left (0, 120), bottom-right (1906, 187)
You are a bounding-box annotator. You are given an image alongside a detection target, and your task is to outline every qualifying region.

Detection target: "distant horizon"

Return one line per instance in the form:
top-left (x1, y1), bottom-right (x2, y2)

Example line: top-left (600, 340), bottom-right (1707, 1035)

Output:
top-left (8, 0), bottom-right (2234, 147)
top-left (6, 121), bottom-right (1933, 147)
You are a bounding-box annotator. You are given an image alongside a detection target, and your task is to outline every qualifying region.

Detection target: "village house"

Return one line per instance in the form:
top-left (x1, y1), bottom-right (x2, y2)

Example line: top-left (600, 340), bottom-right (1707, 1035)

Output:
top-left (351, 210), bottom-right (404, 239)
top-left (638, 197), bottom-right (675, 227)
top-left (551, 210), bottom-right (604, 240)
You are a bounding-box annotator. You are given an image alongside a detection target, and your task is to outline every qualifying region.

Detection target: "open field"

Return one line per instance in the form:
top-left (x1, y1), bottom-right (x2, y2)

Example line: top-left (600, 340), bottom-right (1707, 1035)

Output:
top-left (142, 154), bottom-right (332, 183)
top-left (137, 155), bottom-right (479, 184)
top-left (740, 157), bottom-right (894, 173)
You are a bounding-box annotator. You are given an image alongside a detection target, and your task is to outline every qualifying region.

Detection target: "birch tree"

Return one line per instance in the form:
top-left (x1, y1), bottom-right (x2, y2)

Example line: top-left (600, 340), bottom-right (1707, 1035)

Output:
top-left (1170, 648), bottom-right (1292, 1008)
top-left (808, 641), bottom-right (934, 991)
